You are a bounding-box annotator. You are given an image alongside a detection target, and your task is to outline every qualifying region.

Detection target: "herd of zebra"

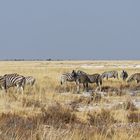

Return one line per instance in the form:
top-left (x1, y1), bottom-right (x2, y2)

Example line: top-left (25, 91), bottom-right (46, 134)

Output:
top-left (0, 70), bottom-right (140, 94)
top-left (0, 73), bottom-right (36, 94)
top-left (60, 70), bottom-right (140, 93)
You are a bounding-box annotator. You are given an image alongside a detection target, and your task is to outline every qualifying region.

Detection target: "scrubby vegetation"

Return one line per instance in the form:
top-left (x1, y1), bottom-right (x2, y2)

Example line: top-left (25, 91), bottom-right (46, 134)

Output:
top-left (0, 61), bottom-right (140, 140)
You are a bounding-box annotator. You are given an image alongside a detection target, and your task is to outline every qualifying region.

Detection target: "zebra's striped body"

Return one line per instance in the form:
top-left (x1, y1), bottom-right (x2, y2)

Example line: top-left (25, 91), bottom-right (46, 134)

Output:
top-left (101, 71), bottom-right (119, 80)
top-left (120, 70), bottom-right (128, 81)
top-left (127, 73), bottom-right (140, 83)
top-left (25, 76), bottom-right (36, 86)
top-left (60, 72), bottom-right (77, 85)
top-left (3, 73), bottom-right (26, 93)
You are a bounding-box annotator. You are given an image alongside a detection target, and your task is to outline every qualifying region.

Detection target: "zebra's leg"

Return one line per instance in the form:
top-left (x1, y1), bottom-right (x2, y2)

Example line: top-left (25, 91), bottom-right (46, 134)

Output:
top-left (124, 77), bottom-right (126, 81)
top-left (76, 81), bottom-right (80, 93)
top-left (77, 84), bottom-right (80, 93)
top-left (17, 85), bottom-right (24, 94)
top-left (16, 85), bottom-right (19, 93)
top-left (20, 86), bottom-right (24, 95)
top-left (116, 74), bottom-right (119, 80)
top-left (31, 79), bottom-right (36, 86)
top-left (96, 80), bottom-right (99, 86)
top-left (100, 78), bottom-right (102, 86)
top-left (60, 77), bottom-right (63, 85)
top-left (16, 84), bottom-right (23, 94)
top-left (95, 81), bottom-right (99, 92)
top-left (83, 83), bottom-right (85, 91)
top-left (86, 82), bottom-right (88, 92)
top-left (5, 88), bottom-right (7, 93)
top-left (83, 83), bottom-right (88, 92)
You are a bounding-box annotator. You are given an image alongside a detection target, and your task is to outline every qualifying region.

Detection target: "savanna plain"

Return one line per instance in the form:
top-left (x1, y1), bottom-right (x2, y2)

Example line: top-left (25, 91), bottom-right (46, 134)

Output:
top-left (0, 61), bottom-right (140, 140)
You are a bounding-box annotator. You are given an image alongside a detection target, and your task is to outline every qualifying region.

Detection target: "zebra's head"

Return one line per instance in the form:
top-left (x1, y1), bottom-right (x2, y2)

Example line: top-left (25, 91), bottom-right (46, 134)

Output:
top-left (122, 70), bottom-right (127, 75)
top-left (121, 70), bottom-right (128, 80)
top-left (71, 70), bottom-right (77, 78)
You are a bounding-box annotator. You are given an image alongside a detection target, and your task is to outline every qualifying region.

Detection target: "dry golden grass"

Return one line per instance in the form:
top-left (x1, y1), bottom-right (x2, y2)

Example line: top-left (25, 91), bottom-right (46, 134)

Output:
top-left (0, 61), bottom-right (140, 140)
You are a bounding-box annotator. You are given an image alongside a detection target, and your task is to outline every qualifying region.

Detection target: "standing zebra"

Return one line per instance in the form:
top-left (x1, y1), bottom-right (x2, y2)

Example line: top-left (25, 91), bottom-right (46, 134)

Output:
top-left (101, 71), bottom-right (119, 80)
top-left (77, 70), bottom-right (102, 86)
top-left (25, 76), bottom-right (36, 86)
top-left (3, 73), bottom-right (26, 94)
top-left (0, 73), bottom-right (19, 91)
top-left (72, 70), bottom-right (102, 93)
top-left (60, 71), bottom-right (77, 85)
top-left (127, 73), bottom-right (140, 83)
top-left (120, 70), bottom-right (128, 81)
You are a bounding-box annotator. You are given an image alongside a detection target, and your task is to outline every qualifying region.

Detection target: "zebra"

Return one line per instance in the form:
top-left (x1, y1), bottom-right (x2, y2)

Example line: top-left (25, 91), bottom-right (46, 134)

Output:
top-left (77, 70), bottom-right (102, 86)
top-left (72, 70), bottom-right (102, 93)
top-left (0, 73), bottom-right (19, 90)
top-left (2, 73), bottom-right (26, 94)
top-left (101, 71), bottom-right (119, 80)
top-left (25, 76), bottom-right (36, 86)
top-left (60, 71), bottom-right (77, 85)
top-left (127, 73), bottom-right (140, 83)
top-left (120, 70), bottom-right (128, 81)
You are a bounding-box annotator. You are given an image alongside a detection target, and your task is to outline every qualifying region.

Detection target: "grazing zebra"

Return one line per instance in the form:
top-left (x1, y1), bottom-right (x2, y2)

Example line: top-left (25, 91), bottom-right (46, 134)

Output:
top-left (0, 73), bottom-right (19, 90)
top-left (120, 70), bottom-right (128, 81)
top-left (72, 70), bottom-right (102, 93)
top-left (25, 76), bottom-right (36, 86)
top-left (127, 73), bottom-right (140, 83)
top-left (101, 71), bottom-right (119, 80)
top-left (60, 71), bottom-right (77, 85)
top-left (3, 73), bottom-right (26, 93)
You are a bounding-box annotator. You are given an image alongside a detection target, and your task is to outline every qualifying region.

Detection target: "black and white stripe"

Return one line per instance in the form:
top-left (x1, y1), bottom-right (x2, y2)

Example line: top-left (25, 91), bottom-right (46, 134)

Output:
top-left (60, 71), bottom-right (77, 85)
top-left (101, 71), bottom-right (119, 80)
top-left (3, 73), bottom-right (26, 93)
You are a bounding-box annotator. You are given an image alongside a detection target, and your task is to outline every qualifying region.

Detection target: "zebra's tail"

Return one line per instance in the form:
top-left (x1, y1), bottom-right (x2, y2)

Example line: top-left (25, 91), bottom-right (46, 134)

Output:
top-left (32, 79), bottom-right (36, 86)
top-left (60, 77), bottom-right (64, 85)
top-left (21, 77), bottom-right (26, 90)
top-left (4, 77), bottom-right (7, 93)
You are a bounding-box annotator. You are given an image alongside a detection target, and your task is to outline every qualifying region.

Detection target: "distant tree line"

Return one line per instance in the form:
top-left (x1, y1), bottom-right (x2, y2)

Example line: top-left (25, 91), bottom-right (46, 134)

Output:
top-left (0, 59), bottom-right (66, 61)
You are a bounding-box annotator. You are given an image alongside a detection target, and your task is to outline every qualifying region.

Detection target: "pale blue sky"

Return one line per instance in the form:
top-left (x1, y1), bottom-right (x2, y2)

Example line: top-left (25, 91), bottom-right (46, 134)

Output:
top-left (0, 0), bottom-right (140, 60)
